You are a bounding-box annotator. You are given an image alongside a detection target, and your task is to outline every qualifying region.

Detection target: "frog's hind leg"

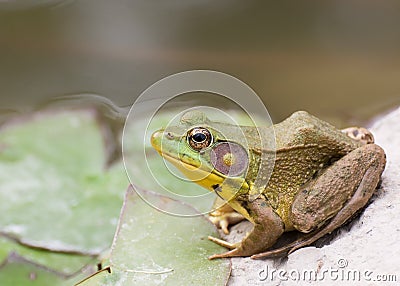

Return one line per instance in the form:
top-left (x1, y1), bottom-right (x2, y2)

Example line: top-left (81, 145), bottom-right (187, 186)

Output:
top-left (208, 198), bottom-right (284, 259)
top-left (290, 143), bottom-right (386, 235)
top-left (252, 143), bottom-right (385, 259)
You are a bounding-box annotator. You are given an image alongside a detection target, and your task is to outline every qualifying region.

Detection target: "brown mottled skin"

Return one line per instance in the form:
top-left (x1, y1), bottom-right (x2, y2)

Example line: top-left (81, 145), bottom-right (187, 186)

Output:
top-left (151, 111), bottom-right (386, 259)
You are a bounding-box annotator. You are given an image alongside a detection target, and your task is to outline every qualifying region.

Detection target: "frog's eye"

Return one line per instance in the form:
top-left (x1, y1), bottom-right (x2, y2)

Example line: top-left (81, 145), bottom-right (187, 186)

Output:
top-left (187, 127), bottom-right (213, 151)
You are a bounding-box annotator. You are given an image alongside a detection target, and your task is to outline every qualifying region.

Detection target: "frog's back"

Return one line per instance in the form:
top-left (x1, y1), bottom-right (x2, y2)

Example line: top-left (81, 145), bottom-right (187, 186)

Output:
top-left (273, 111), bottom-right (360, 150)
top-left (265, 111), bottom-right (362, 229)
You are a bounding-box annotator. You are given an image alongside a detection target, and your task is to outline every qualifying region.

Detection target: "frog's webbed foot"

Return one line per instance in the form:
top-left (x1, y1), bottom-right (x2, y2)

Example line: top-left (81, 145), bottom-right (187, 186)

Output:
top-left (208, 198), bottom-right (245, 234)
top-left (250, 229), bottom-right (327, 259)
top-left (208, 199), bottom-right (284, 260)
top-left (341, 127), bottom-right (374, 145)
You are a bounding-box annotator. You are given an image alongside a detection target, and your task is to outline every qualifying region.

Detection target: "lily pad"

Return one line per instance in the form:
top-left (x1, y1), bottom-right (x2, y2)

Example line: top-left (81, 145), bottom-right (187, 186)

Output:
top-left (78, 186), bottom-right (231, 286)
top-left (0, 109), bottom-right (128, 254)
top-left (0, 235), bottom-right (94, 276)
top-left (0, 252), bottom-right (84, 286)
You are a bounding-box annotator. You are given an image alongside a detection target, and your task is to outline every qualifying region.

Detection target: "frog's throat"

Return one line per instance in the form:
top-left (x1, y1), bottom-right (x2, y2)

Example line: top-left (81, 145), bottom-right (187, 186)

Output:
top-left (159, 152), bottom-right (248, 200)
top-left (160, 152), bottom-right (224, 190)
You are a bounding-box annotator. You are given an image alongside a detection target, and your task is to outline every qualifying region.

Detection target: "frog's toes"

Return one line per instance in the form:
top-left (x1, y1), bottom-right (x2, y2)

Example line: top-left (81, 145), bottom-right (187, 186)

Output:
top-left (208, 216), bottom-right (229, 234)
top-left (208, 249), bottom-right (242, 260)
top-left (208, 245), bottom-right (262, 259)
top-left (341, 127), bottom-right (374, 144)
top-left (208, 212), bottom-right (245, 234)
top-left (207, 236), bottom-right (236, 249)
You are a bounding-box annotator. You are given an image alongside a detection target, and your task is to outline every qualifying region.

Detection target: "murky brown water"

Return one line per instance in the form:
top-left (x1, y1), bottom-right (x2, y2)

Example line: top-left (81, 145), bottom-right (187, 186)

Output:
top-left (1, 1), bottom-right (399, 127)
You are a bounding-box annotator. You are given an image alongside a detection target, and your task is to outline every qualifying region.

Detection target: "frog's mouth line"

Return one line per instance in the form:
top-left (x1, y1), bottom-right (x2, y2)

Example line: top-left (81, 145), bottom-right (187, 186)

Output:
top-left (157, 151), bottom-right (250, 202)
top-left (159, 151), bottom-right (211, 174)
top-left (156, 151), bottom-right (227, 189)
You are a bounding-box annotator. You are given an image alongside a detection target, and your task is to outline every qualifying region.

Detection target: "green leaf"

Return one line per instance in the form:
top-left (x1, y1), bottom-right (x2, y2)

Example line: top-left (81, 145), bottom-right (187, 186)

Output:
top-left (0, 252), bottom-right (81, 286)
top-left (0, 236), bottom-right (94, 276)
top-left (78, 186), bottom-right (231, 286)
top-left (0, 110), bottom-right (128, 254)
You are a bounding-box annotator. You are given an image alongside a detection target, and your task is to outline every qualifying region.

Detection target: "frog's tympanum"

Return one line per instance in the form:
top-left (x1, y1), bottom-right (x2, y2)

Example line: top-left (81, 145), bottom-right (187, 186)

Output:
top-left (151, 111), bottom-right (386, 259)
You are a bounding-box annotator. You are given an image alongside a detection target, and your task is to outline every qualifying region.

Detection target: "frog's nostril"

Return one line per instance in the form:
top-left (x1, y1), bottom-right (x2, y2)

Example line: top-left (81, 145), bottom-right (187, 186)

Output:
top-left (166, 132), bottom-right (174, 140)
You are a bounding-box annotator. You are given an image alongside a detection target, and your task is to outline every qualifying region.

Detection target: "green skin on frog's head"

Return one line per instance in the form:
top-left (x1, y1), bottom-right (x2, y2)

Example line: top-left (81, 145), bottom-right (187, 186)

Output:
top-left (150, 111), bottom-right (257, 202)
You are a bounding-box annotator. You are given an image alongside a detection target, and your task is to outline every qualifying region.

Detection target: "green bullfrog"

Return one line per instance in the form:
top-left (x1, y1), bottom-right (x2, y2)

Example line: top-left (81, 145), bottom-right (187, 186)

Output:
top-left (150, 110), bottom-right (386, 259)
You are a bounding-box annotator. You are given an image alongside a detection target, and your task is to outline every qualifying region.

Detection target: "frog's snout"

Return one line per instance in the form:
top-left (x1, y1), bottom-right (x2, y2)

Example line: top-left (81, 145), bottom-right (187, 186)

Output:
top-left (151, 129), bottom-right (177, 152)
top-left (150, 130), bottom-right (164, 150)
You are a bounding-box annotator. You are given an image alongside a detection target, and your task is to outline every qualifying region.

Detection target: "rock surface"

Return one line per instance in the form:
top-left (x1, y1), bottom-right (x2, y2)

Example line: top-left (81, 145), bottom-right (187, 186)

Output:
top-left (227, 107), bottom-right (400, 285)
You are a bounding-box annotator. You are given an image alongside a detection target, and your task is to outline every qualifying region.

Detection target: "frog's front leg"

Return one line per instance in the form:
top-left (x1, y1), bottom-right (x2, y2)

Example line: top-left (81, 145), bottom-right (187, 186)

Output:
top-left (253, 143), bottom-right (385, 259)
top-left (341, 127), bottom-right (374, 145)
top-left (208, 197), bottom-right (245, 234)
top-left (208, 198), bottom-right (284, 259)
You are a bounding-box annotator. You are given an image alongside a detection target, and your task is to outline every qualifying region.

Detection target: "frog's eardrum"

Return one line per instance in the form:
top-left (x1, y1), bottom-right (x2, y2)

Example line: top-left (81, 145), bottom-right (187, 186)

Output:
top-left (210, 142), bottom-right (248, 177)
